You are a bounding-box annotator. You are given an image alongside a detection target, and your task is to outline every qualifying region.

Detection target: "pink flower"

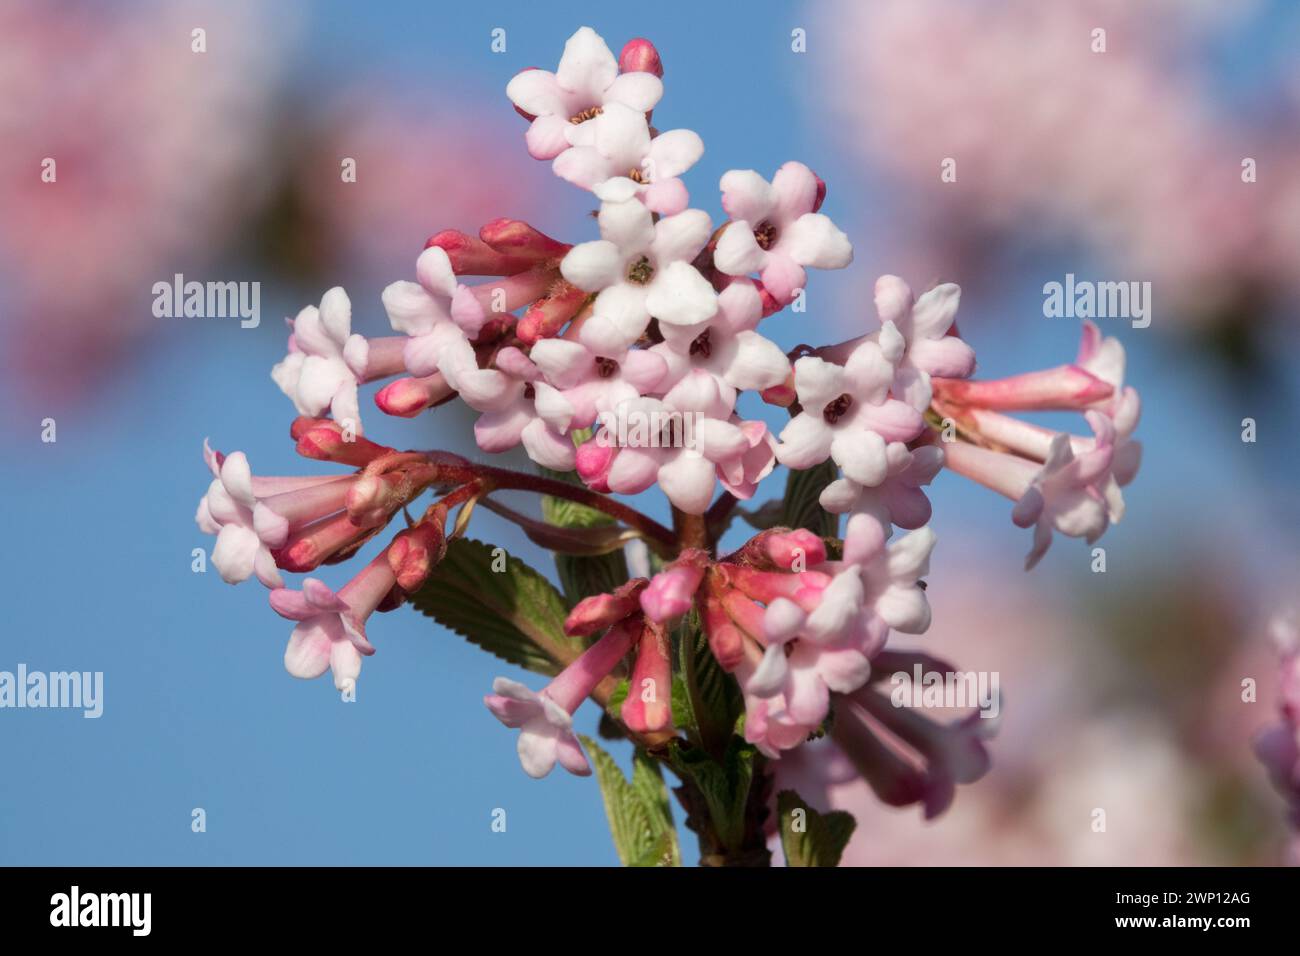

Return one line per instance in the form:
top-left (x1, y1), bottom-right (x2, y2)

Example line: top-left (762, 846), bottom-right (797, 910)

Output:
top-left (591, 372), bottom-right (754, 514)
top-left (380, 246), bottom-right (478, 382)
top-left (872, 276), bottom-right (976, 410)
top-left (1076, 321), bottom-right (1143, 495)
top-left (196, 442), bottom-right (356, 589)
top-left (269, 551), bottom-right (397, 692)
top-left (484, 619), bottom-right (640, 778)
top-left (468, 347), bottom-right (577, 471)
top-left (554, 101), bottom-right (703, 215)
top-left (775, 335), bottom-right (924, 486)
top-left (271, 287), bottom-right (371, 435)
top-left (528, 336), bottom-right (668, 429)
top-left (944, 413), bottom-right (1116, 569)
top-left (507, 27), bottom-right (664, 161)
top-left (713, 161), bottom-right (853, 304)
top-left (560, 197), bottom-right (717, 353)
top-left (821, 444), bottom-right (944, 532)
top-left (832, 651), bottom-right (993, 819)
top-left (650, 280), bottom-right (791, 404)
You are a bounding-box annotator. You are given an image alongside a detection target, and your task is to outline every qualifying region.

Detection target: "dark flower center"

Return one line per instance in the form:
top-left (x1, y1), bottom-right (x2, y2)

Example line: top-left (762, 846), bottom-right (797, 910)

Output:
top-left (594, 356), bottom-right (620, 378)
top-left (523, 383), bottom-right (536, 401)
top-left (822, 393), bottom-right (853, 424)
top-left (689, 329), bottom-right (712, 358)
top-left (753, 220), bottom-right (778, 250)
top-left (569, 106), bottom-right (603, 124)
top-left (626, 255), bottom-right (655, 285)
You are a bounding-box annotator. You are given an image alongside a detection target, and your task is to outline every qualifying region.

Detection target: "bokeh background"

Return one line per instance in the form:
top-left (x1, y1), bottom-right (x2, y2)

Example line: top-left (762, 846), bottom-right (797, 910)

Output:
top-left (1, 0), bottom-right (1297, 865)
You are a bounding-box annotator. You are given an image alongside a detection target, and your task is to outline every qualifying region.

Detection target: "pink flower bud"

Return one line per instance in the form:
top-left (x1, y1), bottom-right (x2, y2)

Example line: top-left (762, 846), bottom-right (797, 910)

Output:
top-left (517, 282), bottom-right (588, 344)
top-left (424, 229), bottom-right (536, 277)
top-left (621, 622), bottom-right (672, 733)
top-left (294, 421), bottom-right (390, 467)
top-left (702, 589), bottom-right (745, 671)
top-left (640, 553), bottom-right (708, 622)
top-left (479, 218), bottom-right (571, 262)
top-left (739, 527), bottom-right (827, 571)
top-left (564, 579), bottom-right (647, 637)
top-left (375, 374), bottom-right (454, 418)
top-left (345, 472), bottom-right (410, 529)
top-left (387, 521), bottom-right (447, 592)
top-left (274, 512), bottom-right (375, 573)
top-left (575, 438), bottom-right (616, 491)
top-left (618, 38), bottom-right (663, 78)
top-left (933, 365), bottom-right (1113, 411)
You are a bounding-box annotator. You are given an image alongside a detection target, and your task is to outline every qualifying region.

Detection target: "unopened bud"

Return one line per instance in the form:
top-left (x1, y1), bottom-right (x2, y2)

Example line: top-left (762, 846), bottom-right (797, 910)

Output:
top-left (517, 282), bottom-right (588, 344)
top-left (375, 374), bottom-right (454, 418)
top-left (387, 521), bottom-right (448, 592)
top-left (618, 38), bottom-right (663, 78)
top-left (564, 579), bottom-right (648, 637)
top-left (295, 422), bottom-right (389, 467)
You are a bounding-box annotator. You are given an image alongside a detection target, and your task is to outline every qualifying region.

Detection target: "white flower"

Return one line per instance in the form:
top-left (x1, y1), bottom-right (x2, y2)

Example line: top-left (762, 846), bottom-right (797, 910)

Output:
top-left (650, 280), bottom-right (791, 405)
top-left (560, 197), bottom-right (717, 353)
top-left (554, 101), bottom-right (703, 214)
top-left (820, 443), bottom-right (945, 532)
top-left (528, 336), bottom-right (668, 428)
top-left (483, 678), bottom-right (591, 779)
top-left (775, 331), bottom-right (925, 486)
top-left (196, 448), bottom-right (283, 588)
top-left (381, 245), bottom-right (480, 383)
top-left (874, 275), bottom-right (976, 410)
top-left (713, 161), bottom-right (853, 303)
top-left (1012, 414), bottom-right (1115, 570)
top-left (271, 287), bottom-right (368, 434)
top-left (470, 347), bottom-right (577, 471)
top-left (506, 27), bottom-right (663, 161)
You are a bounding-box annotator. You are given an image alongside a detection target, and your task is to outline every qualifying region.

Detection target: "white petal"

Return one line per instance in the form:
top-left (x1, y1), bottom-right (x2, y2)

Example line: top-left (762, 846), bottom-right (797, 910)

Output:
top-left (651, 208), bottom-right (712, 265)
top-left (720, 169), bottom-right (777, 224)
top-left (782, 213), bottom-right (853, 269)
top-left (561, 240), bottom-right (624, 291)
top-left (555, 26), bottom-right (618, 101)
top-left (645, 261), bottom-right (718, 326)
top-left (598, 198), bottom-right (655, 253)
top-left (604, 71), bottom-right (662, 111)
top-left (713, 222), bottom-right (766, 276)
top-left (645, 128), bottom-right (704, 180)
top-left (506, 68), bottom-right (565, 118)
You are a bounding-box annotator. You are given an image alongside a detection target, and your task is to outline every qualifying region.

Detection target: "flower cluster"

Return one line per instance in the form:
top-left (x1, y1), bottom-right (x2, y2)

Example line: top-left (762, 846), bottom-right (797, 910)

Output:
top-left (193, 26), bottom-right (1143, 856)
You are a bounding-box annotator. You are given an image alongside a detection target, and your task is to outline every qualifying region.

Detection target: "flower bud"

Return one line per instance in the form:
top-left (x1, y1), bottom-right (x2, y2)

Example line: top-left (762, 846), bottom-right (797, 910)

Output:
top-left (387, 521), bottom-right (448, 592)
top-left (564, 579), bottom-right (648, 637)
top-left (618, 38), bottom-right (663, 78)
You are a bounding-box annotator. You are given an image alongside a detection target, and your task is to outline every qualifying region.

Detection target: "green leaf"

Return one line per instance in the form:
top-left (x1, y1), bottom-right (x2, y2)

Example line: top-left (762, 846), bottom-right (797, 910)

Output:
top-left (581, 736), bottom-right (681, 867)
top-left (780, 458), bottom-right (839, 538)
top-left (408, 537), bottom-right (579, 676)
top-left (776, 789), bottom-right (857, 867)
top-left (539, 464), bottom-right (630, 607)
top-left (668, 738), bottom-right (756, 853)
